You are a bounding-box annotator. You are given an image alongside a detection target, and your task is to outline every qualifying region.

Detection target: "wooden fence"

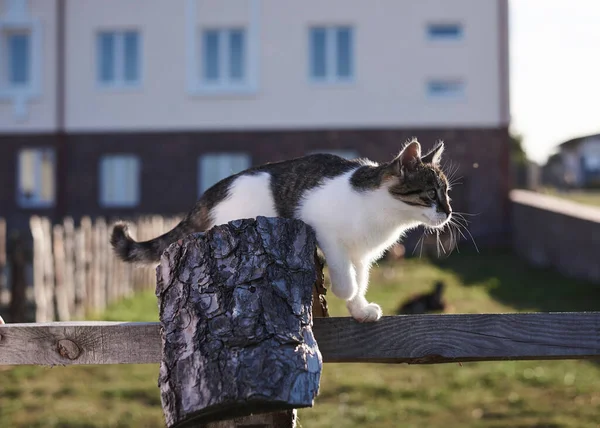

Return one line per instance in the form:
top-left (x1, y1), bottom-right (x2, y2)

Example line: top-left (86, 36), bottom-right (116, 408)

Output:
top-left (1, 313), bottom-right (599, 366)
top-left (0, 215), bottom-right (181, 323)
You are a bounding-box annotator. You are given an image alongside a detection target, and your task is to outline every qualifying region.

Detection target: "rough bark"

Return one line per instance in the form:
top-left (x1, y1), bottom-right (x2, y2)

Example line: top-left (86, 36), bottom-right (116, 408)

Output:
top-left (156, 217), bottom-right (323, 428)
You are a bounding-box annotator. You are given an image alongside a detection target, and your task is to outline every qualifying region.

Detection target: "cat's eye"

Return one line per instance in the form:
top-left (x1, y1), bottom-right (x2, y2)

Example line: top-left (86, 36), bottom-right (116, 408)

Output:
top-left (427, 189), bottom-right (437, 199)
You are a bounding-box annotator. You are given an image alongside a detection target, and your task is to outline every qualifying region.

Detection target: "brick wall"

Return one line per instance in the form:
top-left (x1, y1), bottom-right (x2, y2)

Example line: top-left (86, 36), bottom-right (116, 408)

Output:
top-left (0, 127), bottom-right (510, 248)
top-left (511, 190), bottom-right (600, 283)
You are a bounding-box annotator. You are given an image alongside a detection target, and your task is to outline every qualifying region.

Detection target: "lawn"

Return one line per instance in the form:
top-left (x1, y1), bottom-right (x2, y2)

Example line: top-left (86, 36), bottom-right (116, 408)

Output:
top-left (541, 187), bottom-right (600, 207)
top-left (1, 251), bottom-right (600, 428)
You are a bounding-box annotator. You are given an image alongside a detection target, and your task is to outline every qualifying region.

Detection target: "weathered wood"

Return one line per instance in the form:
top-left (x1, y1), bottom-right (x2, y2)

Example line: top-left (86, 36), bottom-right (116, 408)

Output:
top-left (2, 313), bottom-right (600, 366)
top-left (31, 216), bottom-right (50, 322)
top-left (53, 224), bottom-right (70, 321)
top-left (81, 216), bottom-right (93, 312)
top-left (41, 218), bottom-right (56, 321)
top-left (8, 233), bottom-right (28, 323)
top-left (73, 223), bottom-right (86, 318)
top-left (95, 217), bottom-right (108, 312)
top-left (63, 217), bottom-right (76, 316)
top-left (0, 321), bottom-right (160, 365)
top-left (157, 217), bottom-right (322, 428)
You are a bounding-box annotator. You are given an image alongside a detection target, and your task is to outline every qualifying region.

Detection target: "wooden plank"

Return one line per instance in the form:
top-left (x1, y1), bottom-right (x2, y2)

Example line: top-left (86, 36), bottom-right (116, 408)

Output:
top-left (53, 224), bottom-right (70, 321)
top-left (0, 321), bottom-right (161, 365)
top-left (30, 216), bottom-right (51, 322)
top-left (1, 313), bottom-right (599, 366)
top-left (41, 218), bottom-right (56, 322)
top-left (63, 217), bottom-right (76, 317)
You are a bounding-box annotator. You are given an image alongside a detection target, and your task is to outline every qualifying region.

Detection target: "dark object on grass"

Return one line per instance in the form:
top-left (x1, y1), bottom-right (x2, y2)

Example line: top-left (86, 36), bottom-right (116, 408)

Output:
top-left (156, 216), bottom-right (323, 428)
top-left (397, 281), bottom-right (446, 315)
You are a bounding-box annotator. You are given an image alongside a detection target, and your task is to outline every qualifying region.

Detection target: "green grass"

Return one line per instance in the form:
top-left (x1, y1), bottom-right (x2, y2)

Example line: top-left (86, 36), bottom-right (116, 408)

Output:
top-left (541, 187), bottom-right (600, 207)
top-left (2, 251), bottom-right (600, 428)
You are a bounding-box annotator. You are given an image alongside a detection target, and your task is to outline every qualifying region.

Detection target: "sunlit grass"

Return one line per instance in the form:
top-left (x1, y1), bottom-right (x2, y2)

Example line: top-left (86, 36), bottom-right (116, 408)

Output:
top-left (1, 252), bottom-right (599, 428)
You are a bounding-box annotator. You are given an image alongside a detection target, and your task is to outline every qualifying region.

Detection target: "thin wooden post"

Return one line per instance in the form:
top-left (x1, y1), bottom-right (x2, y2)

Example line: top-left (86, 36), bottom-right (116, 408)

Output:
top-left (73, 219), bottom-right (87, 318)
top-left (81, 216), bottom-right (93, 312)
top-left (93, 217), bottom-right (108, 312)
top-left (53, 224), bottom-right (70, 321)
top-left (8, 232), bottom-right (28, 323)
top-left (31, 216), bottom-right (49, 322)
top-left (41, 218), bottom-right (56, 321)
top-left (63, 217), bottom-right (76, 317)
top-left (107, 221), bottom-right (117, 305)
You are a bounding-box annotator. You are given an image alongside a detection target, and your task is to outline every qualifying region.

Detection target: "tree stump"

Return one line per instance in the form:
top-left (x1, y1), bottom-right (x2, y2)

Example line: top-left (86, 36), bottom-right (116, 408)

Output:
top-left (156, 217), bottom-right (324, 428)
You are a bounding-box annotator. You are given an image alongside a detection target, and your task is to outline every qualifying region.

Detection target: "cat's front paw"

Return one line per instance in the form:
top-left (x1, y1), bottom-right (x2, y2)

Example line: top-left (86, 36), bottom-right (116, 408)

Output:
top-left (348, 302), bottom-right (383, 323)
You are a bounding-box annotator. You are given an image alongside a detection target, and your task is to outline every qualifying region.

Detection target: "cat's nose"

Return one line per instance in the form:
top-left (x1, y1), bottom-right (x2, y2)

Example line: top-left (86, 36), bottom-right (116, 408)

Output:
top-left (439, 202), bottom-right (452, 216)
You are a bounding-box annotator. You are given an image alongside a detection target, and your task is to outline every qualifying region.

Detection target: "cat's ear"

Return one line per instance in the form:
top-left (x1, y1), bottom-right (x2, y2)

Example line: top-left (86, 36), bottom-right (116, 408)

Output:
top-left (422, 141), bottom-right (444, 166)
top-left (391, 139), bottom-right (421, 174)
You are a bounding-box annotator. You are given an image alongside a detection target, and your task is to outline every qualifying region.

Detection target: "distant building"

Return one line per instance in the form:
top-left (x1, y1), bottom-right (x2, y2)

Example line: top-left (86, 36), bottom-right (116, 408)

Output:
top-left (551, 133), bottom-right (600, 188)
top-left (0, 0), bottom-right (510, 247)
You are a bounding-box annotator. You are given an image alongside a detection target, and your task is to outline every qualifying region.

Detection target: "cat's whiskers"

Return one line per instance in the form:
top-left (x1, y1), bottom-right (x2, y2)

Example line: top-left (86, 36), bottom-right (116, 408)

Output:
top-left (448, 214), bottom-right (479, 253)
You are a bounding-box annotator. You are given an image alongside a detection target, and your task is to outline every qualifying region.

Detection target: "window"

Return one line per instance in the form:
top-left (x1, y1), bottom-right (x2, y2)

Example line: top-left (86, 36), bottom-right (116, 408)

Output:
top-left (7, 31), bottom-right (30, 86)
top-left (99, 155), bottom-right (140, 207)
top-left (309, 26), bottom-right (354, 82)
top-left (308, 149), bottom-right (359, 160)
top-left (201, 28), bottom-right (247, 87)
top-left (198, 153), bottom-right (251, 195)
top-left (427, 79), bottom-right (465, 99)
top-left (97, 31), bottom-right (141, 87)
top-left (427, 23), bottom-right (463, 40)
top-left (17, 148), bottom-right (55, 208)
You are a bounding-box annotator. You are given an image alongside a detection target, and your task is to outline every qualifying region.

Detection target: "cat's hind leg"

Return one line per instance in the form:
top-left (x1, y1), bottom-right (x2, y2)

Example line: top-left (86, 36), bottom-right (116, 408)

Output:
top-left (346, 259), bottom-right (382, 322)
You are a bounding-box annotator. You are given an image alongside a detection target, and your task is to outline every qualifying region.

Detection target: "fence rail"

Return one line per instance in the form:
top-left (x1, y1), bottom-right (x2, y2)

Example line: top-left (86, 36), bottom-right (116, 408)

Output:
top-left (1, 313), bottom-right (599, 366)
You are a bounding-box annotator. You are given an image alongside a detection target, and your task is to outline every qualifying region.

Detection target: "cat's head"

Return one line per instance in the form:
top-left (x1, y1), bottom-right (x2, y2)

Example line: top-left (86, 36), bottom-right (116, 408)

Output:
top-left (385, 138), bottom-right (452, 228)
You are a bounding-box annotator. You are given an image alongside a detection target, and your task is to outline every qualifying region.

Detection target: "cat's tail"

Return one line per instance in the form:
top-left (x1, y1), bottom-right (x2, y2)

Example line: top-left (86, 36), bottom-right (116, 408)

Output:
top-left (111, 211), bottom-right (210, 264)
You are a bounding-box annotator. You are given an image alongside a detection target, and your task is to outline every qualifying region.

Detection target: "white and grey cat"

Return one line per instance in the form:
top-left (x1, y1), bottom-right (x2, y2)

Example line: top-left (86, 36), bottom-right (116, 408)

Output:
top-left (111, 138), bottom-right (452, 322)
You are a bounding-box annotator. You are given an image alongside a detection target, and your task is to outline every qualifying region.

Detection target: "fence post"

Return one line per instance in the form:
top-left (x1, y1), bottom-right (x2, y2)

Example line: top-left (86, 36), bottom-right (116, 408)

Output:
top-left (81, 216), bottom-right (93, 312)
top-left (53, 223), bottom-right (70, 321)
top-left (31, 216), bottom-right (49, 322)
top-left (41, 218), bottom-right (56, 321)
top-left (93, 217), bottom-right (108, 313)
top-left (8, 232), bottom-right (28, 323)
top-left (63, 217), bottom-right (76, 317)
top-left (156, 217), bottom-right (323, 428)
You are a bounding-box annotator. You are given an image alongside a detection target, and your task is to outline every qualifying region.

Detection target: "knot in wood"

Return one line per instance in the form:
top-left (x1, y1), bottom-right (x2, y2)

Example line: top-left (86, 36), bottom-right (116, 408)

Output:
top-left (57, 339), bottom-right (81, 360)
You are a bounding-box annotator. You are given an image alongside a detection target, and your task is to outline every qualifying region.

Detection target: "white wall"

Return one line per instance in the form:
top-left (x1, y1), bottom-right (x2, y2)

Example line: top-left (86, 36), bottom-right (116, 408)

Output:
top-left (0, 0), bottom-right (57, 132)
top-left (1, 0), bottom-right (508, 133)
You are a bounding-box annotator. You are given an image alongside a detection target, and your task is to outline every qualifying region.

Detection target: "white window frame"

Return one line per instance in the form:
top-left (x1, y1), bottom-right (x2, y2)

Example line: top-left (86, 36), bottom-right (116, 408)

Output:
top-left (426, 78), bottom-right (466, 101)
top-left (0, 0), bottom-right (42, 119)
top-left (96, 30), bottom-right (142, 90)
top-left (308, 26), bottom-right (355, 85)
top-left (16, 148), bottom-right (56, 208)
top-left (99, 155), bottom-right (141, 208)
top-left (198, 28), bottom-right (248, 90)
top-left (186, 0), bottom-right (260, 97)
top-left (198, 153), bottom-right (251, 195)
top-left (426, 23), bottom-right (464, 41)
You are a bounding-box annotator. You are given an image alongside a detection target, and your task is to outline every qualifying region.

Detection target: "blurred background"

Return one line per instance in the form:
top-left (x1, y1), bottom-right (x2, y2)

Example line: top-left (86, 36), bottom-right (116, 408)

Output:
top-left (1, 0), bottom-right (599, 427)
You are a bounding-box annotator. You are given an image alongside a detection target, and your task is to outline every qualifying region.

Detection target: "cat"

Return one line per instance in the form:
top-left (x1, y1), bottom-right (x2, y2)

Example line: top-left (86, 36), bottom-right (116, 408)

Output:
top-left (110, 138), bottom-right (452, 323)
top-left (397, 281), bottom-right (446, 315)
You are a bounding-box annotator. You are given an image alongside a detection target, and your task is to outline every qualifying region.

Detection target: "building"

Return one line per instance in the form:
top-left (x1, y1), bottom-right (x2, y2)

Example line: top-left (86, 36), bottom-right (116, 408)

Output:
top-left (550, 133), bottom-right (600, 188)
top-left (0, 0), bottom-right (510, 248)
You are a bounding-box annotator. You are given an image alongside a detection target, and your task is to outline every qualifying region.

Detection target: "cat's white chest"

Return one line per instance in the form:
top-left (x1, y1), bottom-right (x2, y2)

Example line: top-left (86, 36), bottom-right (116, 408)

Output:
top-left (298, 171), bottom-right (408, 261)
